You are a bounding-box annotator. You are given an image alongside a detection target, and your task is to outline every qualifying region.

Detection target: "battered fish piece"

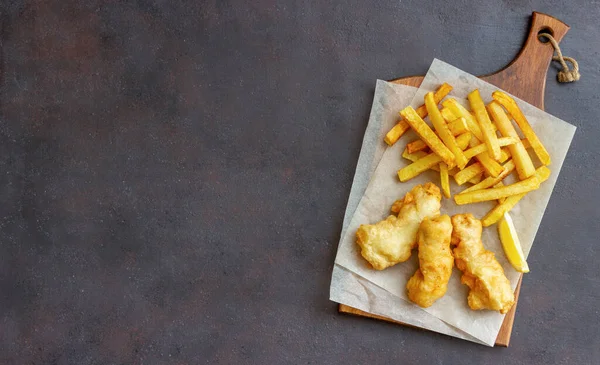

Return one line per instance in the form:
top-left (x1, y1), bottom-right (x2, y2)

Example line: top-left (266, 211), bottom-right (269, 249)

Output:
top-left (407, 215), bottom-right (454, 308)
top-left (451, 214), bottom-right (515, 314)
top-left (356, 183), bottom-right (441, 270)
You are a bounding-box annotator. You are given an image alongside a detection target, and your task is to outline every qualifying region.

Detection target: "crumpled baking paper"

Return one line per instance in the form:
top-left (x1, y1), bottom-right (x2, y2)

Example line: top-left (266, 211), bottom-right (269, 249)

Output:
top-left (331, 59), bottom-right (576, 346)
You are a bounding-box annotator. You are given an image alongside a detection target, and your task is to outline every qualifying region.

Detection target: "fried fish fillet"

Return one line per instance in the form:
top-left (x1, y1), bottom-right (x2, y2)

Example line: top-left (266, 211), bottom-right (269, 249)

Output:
top-left (407, 215), bottom-right (454, 307)
top-left (451, 214), bottom-right (515, 314)
top-left (356, 183), bottom-right (441, 270)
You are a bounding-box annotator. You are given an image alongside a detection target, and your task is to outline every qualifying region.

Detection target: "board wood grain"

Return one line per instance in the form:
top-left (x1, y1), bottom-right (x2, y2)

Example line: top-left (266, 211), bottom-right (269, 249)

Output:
top-left (339, 12), bottom-right (569, 347)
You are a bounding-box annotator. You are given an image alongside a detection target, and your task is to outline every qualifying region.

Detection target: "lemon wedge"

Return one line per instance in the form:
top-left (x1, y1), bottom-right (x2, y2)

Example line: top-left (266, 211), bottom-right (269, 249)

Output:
top-left (497, 212), bottom-right (530, 273)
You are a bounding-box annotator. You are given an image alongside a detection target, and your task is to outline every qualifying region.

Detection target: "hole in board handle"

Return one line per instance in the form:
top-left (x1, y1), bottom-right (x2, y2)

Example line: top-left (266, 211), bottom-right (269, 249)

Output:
top-left (537, 27), bottom-right (554, 43)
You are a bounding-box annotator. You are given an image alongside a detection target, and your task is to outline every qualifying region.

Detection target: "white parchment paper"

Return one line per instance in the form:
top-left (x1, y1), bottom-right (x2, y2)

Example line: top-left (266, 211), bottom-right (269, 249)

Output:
top-left (332, 59), bottom-right (576, 346)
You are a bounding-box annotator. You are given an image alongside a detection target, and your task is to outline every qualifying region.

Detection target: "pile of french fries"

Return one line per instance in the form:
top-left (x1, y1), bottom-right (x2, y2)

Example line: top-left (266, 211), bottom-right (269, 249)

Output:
top-left (386, 83), bottom-right (551, 227)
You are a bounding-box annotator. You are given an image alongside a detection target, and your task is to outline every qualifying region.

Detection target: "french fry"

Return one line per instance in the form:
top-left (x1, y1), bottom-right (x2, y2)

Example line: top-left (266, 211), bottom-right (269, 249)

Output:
top-left (499, 148), bottom-right (511, 163)
top-left (455, 132), bottom-right (472, 150)
top-left (406, 139), bottom-right (428, 154)
top-left (492, 91), bottom-right (551, 165)
top-left (455, 177), bottom-right (539, 205)
top-left (487, 100), bottom-right (536, 179)
top-left (443, 98), bottom-right (504, 176)
top-left (481, 166), bottom-right (552, 226)
top-left (407, 118), bottom-right (469, 153)
top-left (473, 146), bottom-right (505, 177)
top-left (454, 163), bottom-right (485, 185)
top-left (463, 137), bottom-right (518, 160)
top-left (447, 171), bottom-right (481, 185)
top-left (442, 99), bottom-right (482, 140)
top-left (403, 149), bottom-right (444, 174)
top-left (463, 144), bottom-right (488, 160)
top-left (448, 117), bottom-right (469, 135)
top-left (425, 92), bottom-right (469, 169)
top-left (440, 163), bottom-right (451, 198)
top-left (402, 148), bottom-right (428, 162)
top-left (482, 193), bottom-right (525, 226)
top-left (400, 106), bottom-right (455, 167)
top-left (469, 174), bottom-right (483, 185)
top-left (399, 133), bottom-right (471, 180)
top-left (398, 153), bottom-right (443, 181)
top-left (494, 181), bottom-right (507, 203)
top-left (468, 89), bottom-right (501, 161)
top-left (441, 107), bottom-right (457, 122)
top-left (460, 160), bottom-right (516, 194)
top-left (521, 138), bottom-right (531, 149)
top-left (490, 121), bottom-right (498, 133)
top-left (454, 167), bottom-right (548, 205)
top-left (384, 83), bottom-right (453, 145)
top-left (384, 121), bottom-right (411, 146)
top-left (413, 83), bottom-right (453, 117)
top-left (451, 167), bottom-right (480, 181)
top-left (405, 132), bottom-right (470, 162)
top-left (403, 158), bottom-right (455, 175)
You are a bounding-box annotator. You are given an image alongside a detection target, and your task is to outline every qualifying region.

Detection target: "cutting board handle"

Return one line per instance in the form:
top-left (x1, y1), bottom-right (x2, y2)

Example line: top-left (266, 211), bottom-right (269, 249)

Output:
top-left (482, 12), bottom-right (570, 109)
top-left (390, 12), bottom-right (570, 110)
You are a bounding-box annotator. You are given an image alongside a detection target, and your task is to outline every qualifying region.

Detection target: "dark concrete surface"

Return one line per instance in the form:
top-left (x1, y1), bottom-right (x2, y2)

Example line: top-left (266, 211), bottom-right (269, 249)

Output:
top-left (0, 1), bottom-right (598, 364)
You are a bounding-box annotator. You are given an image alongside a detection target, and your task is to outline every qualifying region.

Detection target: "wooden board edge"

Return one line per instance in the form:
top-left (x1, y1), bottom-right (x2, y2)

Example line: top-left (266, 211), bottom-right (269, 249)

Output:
top-left (338, 276), bottom-right (523, 347)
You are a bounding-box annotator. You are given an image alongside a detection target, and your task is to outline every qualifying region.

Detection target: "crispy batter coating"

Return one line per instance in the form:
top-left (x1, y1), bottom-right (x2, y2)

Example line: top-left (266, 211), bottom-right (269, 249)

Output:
top-left (451, 214), bottom-right (515, 314)
top-left (356, 183), bottom-right (441, 270)
top-left (406, 215), bottom-right (454, 307)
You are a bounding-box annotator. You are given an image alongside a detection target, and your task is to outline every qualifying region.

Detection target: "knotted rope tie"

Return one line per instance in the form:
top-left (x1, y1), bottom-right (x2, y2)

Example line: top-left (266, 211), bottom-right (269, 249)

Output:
top-left (538, 33), bottom-right (580, 83)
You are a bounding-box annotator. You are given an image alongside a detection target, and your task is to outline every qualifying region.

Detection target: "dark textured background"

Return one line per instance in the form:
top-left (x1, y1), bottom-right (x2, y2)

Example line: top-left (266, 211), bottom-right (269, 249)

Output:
top-left (1, 1), bottom-right (599, 364)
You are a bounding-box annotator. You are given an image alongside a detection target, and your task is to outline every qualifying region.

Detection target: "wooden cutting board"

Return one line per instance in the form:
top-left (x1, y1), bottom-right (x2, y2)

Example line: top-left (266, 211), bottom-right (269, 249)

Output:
top-left (339, 12), bottom-right (569, 347)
